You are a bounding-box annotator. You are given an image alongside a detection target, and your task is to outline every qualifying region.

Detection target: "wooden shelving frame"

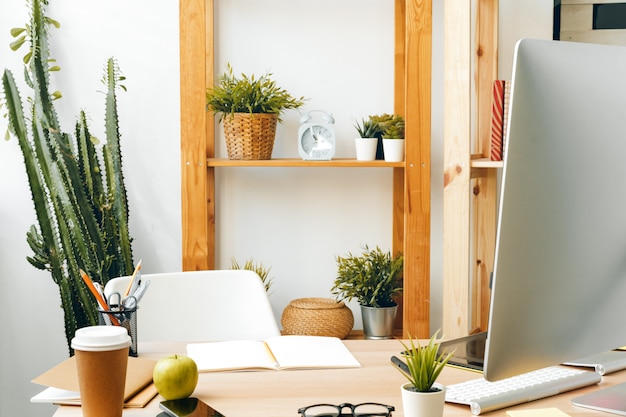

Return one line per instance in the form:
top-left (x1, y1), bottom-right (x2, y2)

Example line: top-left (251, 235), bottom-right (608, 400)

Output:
top-left (179, 0), bottom-right (499, 339)
top-left (443, 0), bottom-right (500, 337)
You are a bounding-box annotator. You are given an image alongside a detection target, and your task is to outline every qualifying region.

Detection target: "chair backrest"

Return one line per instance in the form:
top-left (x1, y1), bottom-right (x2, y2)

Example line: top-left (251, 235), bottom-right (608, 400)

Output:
top-left (103, 270), bottom-right (281, 342)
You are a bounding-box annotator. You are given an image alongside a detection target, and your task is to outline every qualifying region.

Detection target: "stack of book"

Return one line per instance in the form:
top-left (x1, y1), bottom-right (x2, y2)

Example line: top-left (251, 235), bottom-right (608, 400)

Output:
top-left (490, 79), bottom-right (511, 161)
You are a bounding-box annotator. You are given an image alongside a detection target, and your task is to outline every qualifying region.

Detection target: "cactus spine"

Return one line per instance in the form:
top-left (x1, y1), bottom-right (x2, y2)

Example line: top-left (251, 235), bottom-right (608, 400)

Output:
top-left (1, 0), bottom-right (134, 353)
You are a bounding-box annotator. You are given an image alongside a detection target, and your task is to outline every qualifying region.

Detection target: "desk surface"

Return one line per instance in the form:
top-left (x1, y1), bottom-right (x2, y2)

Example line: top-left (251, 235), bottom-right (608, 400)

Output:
top-left (52, 339), bottom-right (625, 417)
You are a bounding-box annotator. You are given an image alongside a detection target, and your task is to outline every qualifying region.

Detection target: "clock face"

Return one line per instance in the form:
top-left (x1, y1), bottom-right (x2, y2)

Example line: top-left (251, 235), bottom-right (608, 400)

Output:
top-left (300, 125), bottom-right (334, 159)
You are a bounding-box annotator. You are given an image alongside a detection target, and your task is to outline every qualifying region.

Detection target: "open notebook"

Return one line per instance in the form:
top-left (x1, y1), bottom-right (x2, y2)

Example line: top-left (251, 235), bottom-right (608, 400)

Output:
top-left (187, 335), bottom-right (361, 372)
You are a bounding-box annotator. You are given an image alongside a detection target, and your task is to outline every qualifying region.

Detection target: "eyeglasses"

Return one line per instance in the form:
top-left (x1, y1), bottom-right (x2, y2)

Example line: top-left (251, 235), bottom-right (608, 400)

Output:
top-left (298, 403), bottom-right (394, 417)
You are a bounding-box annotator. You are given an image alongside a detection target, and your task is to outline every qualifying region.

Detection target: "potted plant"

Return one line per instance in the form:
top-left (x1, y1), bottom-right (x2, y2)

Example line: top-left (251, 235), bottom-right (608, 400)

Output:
top-left (206, 63), bottom-right (305, 160)
top-left (330, 245), bottom-right (403, 339)
top-left (231, 257), bottom-right (274, 294)
top-left (2, 0), bottom-right (136, 353)
top-left (369, 113), bottom-right (397, 160)
top-left (353, 118), bottom-right (382, 161)
top-left (398, 330), bottom-right (453, 417)
top-left (381, 114), bottom-right (405, 162)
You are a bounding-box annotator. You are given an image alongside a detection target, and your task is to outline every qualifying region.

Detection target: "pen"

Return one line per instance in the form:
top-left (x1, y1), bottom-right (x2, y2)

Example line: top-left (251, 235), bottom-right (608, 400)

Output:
top-left (130, 270), bottom-right (142, 297)
top-left (93, 282), bottom-right (106, 304)
top-left (124, 259), bottom-right (143, 297)
top-left (79, 269), bottom-right (120, 326)
top-left (133, 279), bottom-right (150, 302)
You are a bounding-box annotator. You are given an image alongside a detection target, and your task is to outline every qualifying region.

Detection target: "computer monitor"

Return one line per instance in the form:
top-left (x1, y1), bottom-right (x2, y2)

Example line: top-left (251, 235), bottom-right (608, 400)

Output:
top-left (484, 38), bottom-right (626, 382)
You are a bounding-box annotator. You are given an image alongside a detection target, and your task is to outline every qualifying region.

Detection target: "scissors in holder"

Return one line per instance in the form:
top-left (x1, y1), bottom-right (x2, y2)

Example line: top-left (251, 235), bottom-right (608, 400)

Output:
top-left (108, 292), bottom-right (137, 311)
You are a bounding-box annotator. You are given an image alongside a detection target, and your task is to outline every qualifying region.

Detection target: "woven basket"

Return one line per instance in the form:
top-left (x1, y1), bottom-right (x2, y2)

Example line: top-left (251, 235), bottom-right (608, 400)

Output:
top-left (222, 112), bottom-right (278, 160)
top-left (281, 298), bottom-right (354, 339)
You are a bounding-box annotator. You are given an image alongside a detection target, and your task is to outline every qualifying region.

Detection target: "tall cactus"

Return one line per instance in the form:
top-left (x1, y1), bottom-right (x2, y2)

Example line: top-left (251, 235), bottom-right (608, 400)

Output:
top-left (1, 0), bottom-right (134, 354)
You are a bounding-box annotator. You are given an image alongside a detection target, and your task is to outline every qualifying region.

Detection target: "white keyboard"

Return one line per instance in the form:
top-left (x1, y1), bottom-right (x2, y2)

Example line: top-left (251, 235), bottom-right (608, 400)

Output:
top-left (445, 366), bottom-right (602, 415)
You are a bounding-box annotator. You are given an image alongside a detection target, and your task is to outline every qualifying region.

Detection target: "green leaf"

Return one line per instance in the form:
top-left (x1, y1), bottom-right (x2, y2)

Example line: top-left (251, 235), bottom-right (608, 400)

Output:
top-left (45, 17), bottom-right (61, 29)
top-left (10, 27), bottom-right (26, 37)
top-left (9, 36), bottom-right (26, 51)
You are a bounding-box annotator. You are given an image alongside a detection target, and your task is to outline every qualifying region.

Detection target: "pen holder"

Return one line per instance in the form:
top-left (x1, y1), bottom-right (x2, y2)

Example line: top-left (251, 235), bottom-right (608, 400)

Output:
top-left (98, 306), bottom-right (138, 357)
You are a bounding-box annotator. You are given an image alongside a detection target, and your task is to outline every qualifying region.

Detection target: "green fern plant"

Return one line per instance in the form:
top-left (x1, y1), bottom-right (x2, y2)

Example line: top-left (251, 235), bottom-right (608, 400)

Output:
top-left (231, 257), bottom-right (274, 293)
top-left (331, 245), bottom-right (403, 308)
top-left (206, 63), bottom-right (305, 122)
top-left (398, 330), bottom-right (453, 392)
top-left (1, 0), bottom-right (134, 354)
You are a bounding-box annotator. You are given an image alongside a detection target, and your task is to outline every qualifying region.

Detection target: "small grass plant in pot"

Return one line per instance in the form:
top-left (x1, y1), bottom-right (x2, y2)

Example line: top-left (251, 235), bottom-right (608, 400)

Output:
top-left (398, 330), bottom-right (453, 417)
top-left (353, 118), bottom-right (383, 161)
top-left (206, 63), bottom-right (305, 160)
top-left (231, 257), bottom-right (274, 294)
top-left (330, 245), bottom-right (403, 339)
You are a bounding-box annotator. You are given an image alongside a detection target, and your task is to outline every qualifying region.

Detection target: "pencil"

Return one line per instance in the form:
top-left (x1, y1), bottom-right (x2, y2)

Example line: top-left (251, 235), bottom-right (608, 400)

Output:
top-left (124, 259), bottom-right (142, 297)
top-left (79, 269), bottom-right (120, 326)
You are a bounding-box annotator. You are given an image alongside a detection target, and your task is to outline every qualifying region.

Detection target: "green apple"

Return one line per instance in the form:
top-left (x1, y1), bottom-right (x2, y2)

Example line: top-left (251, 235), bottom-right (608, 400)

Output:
top-left (153, 354), bottom-right (199, 400)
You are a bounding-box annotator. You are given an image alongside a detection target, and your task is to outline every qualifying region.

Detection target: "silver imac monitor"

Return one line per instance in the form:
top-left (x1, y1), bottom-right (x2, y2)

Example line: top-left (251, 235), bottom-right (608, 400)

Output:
top-left (484, 38), bottom-right (626, 383)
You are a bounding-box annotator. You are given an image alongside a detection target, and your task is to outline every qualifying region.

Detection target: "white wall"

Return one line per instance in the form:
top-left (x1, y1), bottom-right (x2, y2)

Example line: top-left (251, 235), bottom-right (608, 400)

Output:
top-left (0, 1), bottom-right (551, 416)
top-left (0, 1), bottom-right (180, 416)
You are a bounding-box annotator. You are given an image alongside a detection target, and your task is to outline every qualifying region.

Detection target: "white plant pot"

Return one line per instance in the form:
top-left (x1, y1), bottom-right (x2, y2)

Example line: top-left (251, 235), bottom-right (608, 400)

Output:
top-left (382, 138), bottom-right (405, 162)
top-left (354, 137), bottom-right (378, 161)
top-left (401, 382), bottom-right (445, 417)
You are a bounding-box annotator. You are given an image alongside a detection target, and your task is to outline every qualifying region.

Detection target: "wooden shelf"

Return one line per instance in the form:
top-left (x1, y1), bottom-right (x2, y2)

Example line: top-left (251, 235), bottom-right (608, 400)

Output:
top-left (470, 158), bottom-right (504, 169)
top-left (181, 0), bottom-right (432, 338)
top-left (207, 158), bottom-right (405, 168)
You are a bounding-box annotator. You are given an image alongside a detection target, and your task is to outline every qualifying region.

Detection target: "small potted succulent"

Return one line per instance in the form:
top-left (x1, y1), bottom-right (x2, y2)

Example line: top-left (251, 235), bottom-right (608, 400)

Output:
top-left (353, 118), bottom-right (382, 161)
top-left (382, 114), bottom-right (405, 162)
top-left (382, 114), bottom-right (405, 139)
top-left (330, 245), bottom-right (403, 339)
top-left (206, 63), bottom-right (305, 160)
top-left (398, 330), bottom-right (453, 417)
top-left (373, 113), bottom-right (405, 162)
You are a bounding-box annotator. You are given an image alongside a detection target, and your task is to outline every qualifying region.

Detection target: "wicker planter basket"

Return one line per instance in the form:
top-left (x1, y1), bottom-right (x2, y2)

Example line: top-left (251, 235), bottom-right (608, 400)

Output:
top-left (222, 112), bottom-right (278, 160)
top-left (281, 297), bottom-right (354, 339)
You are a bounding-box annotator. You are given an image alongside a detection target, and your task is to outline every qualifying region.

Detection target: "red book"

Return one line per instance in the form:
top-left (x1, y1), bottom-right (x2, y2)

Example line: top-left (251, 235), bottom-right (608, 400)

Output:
top-left (490, 80), bottom-right (506, 161)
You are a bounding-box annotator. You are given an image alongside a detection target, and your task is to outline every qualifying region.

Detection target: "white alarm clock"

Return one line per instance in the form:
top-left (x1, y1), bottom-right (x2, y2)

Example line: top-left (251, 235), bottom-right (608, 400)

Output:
top-left (297, 110), bottom-right (336, 160)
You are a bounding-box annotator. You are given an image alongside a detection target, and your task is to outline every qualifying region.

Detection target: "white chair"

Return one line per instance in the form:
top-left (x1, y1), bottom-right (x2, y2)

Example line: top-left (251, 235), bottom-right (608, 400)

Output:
top-left (103, 270), bottom-right (281, 342)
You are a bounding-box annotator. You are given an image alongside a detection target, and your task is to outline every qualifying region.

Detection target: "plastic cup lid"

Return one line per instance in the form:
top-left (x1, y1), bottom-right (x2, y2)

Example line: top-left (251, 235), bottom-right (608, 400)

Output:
top-left (71, 325), bottom-right (131, 352)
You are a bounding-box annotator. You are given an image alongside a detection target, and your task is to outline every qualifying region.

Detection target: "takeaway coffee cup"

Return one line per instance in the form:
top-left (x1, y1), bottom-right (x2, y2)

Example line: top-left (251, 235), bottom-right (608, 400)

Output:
top-left (71, 325), bottom-right (131, 417)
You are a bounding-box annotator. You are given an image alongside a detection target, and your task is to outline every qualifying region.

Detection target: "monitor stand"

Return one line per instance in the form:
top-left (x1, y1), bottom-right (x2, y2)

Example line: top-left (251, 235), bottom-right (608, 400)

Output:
top-left (572, 382), bottom-right (626, 415)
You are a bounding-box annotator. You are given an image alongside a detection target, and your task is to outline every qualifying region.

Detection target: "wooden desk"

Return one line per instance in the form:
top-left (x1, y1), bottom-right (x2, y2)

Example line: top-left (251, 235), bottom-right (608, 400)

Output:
top-left (52, 340), bottom-right (625, 417)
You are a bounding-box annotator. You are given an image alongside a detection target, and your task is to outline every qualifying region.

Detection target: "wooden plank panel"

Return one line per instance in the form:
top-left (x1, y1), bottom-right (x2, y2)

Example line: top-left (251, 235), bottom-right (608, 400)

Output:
top-left (403, 0), bottom-right (432, 339)
top-left (393, 0), bottom-right (406, 260)
top-left (471, 171), bottom-right (497, 331)
top-left (205, 0), bottom-right (216, 270)
top-left (180, 0), bottom-right (211, 270)
top-left (471, 0), bottom-right (498, 331)
top-left (393, 0), bottom-right (407, 333)
top-left (442, 0), bottom-right (471, 338)
top-left (206, 159), bottom-right (404, 168)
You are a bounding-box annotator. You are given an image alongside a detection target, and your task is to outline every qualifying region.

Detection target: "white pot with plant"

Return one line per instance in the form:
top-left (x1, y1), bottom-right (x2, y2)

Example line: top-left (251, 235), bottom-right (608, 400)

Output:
top-left (381, 114), bottom-right (405, 162)
top-left (397, 331), bottom-right (452, 417)
top-left (331, 245), bottom-right (403, 339)
top-left (353, 118), bottom-right (382, 161)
